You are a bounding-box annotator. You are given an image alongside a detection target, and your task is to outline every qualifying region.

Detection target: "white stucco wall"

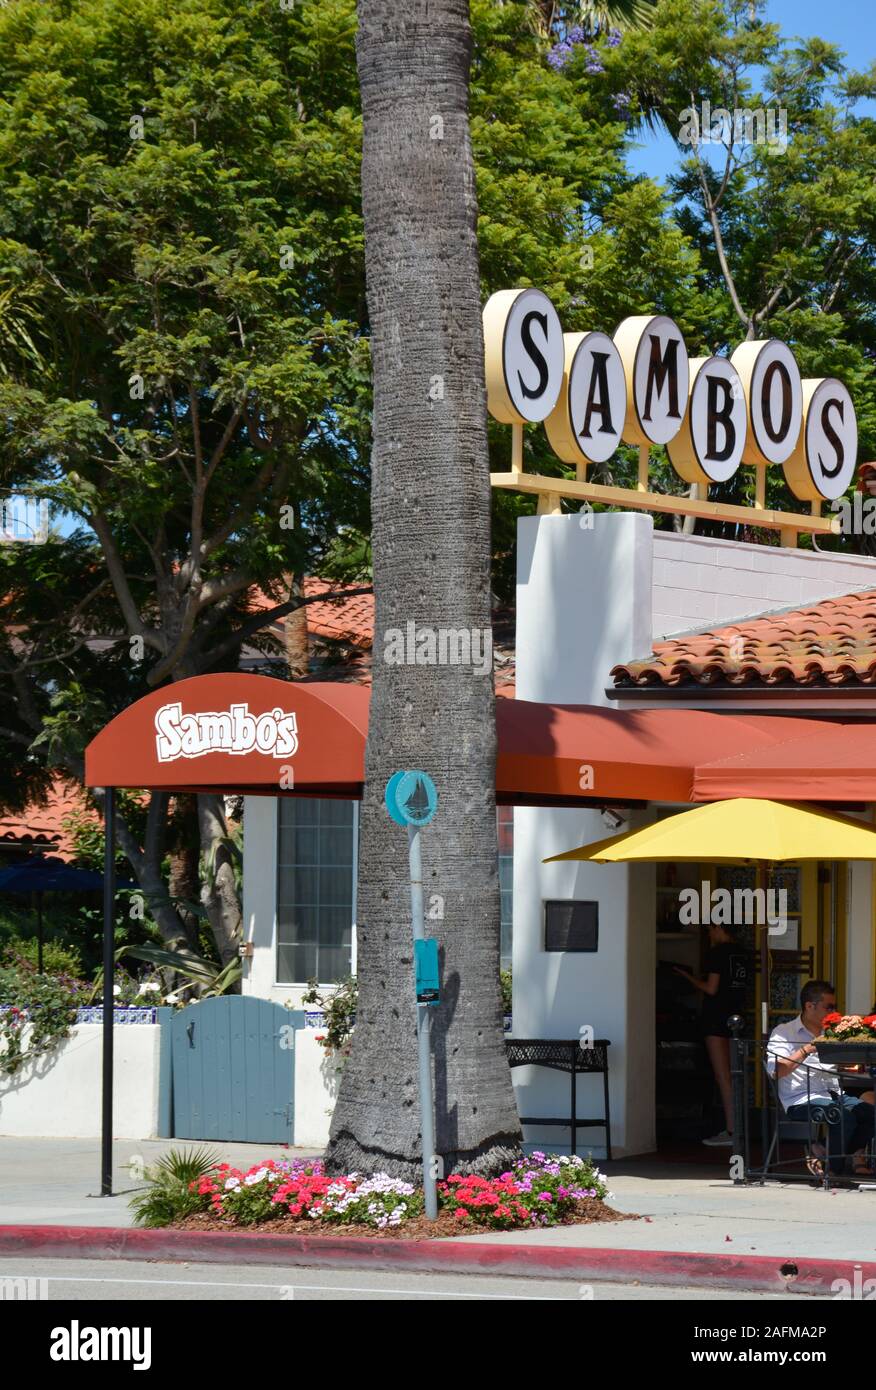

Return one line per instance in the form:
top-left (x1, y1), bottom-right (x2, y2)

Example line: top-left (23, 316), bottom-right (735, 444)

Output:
top-left (0, 1024), bottom-right (161, 1138)
top-left (292, 1028), bottom-right (342, 1149)
top-left (652, 532), bottom-right (876, 641)
top-left (0, 1015), bottom-right (338, 1147)
top-left (514, 512), bottom-right (656, 1156)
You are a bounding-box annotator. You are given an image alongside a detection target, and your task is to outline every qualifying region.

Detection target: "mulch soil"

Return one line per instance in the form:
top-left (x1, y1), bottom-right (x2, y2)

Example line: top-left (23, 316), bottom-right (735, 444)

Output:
top-left (170, 1198), bottom-right (638, 1241)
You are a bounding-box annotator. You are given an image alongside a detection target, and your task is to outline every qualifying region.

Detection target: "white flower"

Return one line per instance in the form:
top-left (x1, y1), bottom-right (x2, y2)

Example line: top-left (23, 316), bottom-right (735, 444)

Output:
top-left (224, 1177), bottom-right (240, 1191)
top-left (163, 993), bottom-right (179, 1004)
top-left (244, 1168), bottom-right (268, 1186)
top-left (113, 985), bottom-right (121, 996)
top-left (139, 983), bottom-right (160, 994)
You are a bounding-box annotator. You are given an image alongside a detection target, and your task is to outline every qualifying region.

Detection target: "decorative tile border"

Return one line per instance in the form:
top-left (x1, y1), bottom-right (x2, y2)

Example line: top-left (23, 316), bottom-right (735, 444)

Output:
top-left (75, 1006), bottom-right (158, 1025)
top-left (304, 1011), bottom-right (326, 1028)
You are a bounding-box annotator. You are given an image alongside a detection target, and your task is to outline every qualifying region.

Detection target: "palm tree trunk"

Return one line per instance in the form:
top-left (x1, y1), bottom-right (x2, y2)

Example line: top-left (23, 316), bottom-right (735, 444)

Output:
top-left (283, 574), bottom-right (309, 680)
top-left (325, 0), bottom-right (521, 1180)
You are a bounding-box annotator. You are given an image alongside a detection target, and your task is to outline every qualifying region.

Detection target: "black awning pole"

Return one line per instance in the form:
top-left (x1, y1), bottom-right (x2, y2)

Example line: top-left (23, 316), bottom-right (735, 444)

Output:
top-left (100, 786), bottom-right (116, 1197)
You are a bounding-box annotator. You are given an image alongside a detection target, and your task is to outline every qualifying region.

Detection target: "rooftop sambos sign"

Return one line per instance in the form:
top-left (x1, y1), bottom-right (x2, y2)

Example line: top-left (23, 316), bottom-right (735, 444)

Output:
top-left (484, 288), bottom-right (858, 545)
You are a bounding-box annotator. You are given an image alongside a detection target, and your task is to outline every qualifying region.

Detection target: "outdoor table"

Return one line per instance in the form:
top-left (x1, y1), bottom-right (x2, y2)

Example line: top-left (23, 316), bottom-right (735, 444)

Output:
top-left (815, 1041), bottom-right (876, 1180)
top-left (505, 1038), bottom-right (611, 1159)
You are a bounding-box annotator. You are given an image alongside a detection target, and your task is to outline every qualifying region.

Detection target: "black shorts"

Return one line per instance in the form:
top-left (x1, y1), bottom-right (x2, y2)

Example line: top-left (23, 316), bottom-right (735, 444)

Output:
top-left (701, 1016), bottom-right (732, 1039)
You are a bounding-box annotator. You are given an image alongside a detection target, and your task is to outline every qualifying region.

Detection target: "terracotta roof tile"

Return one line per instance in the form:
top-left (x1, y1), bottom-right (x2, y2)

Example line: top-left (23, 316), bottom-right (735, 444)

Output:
top-left (0, 781), bottom-right (92, 860)
top-left (612, 588), bottom-right (876, 688)
top-left (247, 578), bottom-right (516, 694)
top-left (301, 578), bottom-right (374, 648)
top-left (245, 579), bottom-right (375, 648)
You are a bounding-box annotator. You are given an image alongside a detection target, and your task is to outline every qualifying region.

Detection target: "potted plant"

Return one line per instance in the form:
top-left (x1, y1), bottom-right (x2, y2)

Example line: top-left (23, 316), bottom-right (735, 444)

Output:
top-left (814, 1012), bottom-right (876, 1064)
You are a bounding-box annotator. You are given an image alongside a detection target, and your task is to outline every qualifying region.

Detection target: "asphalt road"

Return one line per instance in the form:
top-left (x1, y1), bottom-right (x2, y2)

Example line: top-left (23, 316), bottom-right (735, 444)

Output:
top-left (0, 1256), bottom-right (818, 1301)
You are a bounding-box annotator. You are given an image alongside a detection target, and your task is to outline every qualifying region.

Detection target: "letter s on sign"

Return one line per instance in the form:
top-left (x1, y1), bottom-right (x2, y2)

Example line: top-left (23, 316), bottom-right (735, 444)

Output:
top-left (483, 289), bottom-right (564, 425)
top-left (155, 702), bottom-right (184, 762)
top-left (275, 711), bottom-right (299, 758)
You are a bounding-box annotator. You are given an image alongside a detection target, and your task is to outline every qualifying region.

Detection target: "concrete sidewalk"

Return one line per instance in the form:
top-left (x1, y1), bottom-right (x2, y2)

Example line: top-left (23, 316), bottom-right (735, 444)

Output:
top-left (1, 1137), bottom-right (875, 1263)
top-left (0, 1136), bottom-right (321, 1228)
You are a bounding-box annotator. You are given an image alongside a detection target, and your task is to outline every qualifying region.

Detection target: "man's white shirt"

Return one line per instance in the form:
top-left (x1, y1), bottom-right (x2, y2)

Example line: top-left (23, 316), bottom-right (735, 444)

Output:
top-left (767, 1016), bottom-right (840, 1109)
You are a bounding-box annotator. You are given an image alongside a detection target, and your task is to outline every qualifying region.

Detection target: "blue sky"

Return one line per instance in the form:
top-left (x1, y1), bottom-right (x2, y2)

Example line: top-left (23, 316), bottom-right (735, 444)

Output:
top-left (627, 0), bottom-right (876, 183)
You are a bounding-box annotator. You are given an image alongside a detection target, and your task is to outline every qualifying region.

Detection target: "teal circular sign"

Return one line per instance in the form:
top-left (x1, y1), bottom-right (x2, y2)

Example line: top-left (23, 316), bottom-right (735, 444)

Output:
top-left (385, 770), bottom-right (438, 827)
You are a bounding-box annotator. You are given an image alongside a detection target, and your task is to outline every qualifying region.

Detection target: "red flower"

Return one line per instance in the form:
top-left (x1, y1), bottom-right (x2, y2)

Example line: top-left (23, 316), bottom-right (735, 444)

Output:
top-left (822, 1012), bottom-right (843, 1026)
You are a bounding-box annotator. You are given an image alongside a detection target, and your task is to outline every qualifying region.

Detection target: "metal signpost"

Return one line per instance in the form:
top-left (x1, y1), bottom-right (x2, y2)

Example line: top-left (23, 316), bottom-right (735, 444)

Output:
top-left (385, 770), bottom-right (439, 1219)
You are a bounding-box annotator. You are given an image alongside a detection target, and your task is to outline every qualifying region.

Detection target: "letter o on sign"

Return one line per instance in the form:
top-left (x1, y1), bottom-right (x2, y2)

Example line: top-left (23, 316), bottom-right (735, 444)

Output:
top-left (544, 331), bottom-right (626, 465)
top-left (667, 357), bottom-right (747, 485)
top-left (731, 339), bottom-right (802, 466)
top-left (483, 289), bottom-right (564, 423)
top-left (614, 315), bottom-right (689, 446)
top-left (783, 378), bottom-right (857, 501)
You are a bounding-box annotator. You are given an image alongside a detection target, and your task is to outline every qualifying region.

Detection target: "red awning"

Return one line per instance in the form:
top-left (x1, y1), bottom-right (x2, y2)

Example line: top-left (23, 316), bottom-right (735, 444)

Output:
top-left (85, 675), bottom-right (369, 798)
top-left (493, 703), bottom-right (836, 804)
top-left (84, 672), bottom-right (876, 805)
top-left (693, 722), bottom-right (876, 802)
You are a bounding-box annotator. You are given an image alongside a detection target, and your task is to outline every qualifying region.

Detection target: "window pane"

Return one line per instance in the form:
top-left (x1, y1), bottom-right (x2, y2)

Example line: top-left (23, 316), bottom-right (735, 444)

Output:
top-left (319, 866), bottom-right (353, 905)
top-left (276, 798), bottom-right (355, 983)
top-left (278, 867), bottom-right (319, 906)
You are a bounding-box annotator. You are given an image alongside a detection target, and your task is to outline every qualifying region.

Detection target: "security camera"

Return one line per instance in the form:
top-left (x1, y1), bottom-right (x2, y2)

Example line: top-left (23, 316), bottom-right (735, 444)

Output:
top-left (601, 807), bottom-right (627, 832)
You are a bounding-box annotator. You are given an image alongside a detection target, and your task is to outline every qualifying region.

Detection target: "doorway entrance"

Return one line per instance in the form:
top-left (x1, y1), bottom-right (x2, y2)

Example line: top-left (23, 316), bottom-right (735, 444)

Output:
top-left (654, 858), bottom-right (843, 1150)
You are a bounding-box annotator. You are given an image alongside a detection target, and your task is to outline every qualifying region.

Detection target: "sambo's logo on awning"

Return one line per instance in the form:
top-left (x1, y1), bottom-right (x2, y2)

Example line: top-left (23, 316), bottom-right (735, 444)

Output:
top-left (154, 702), bottom-right (299, 762)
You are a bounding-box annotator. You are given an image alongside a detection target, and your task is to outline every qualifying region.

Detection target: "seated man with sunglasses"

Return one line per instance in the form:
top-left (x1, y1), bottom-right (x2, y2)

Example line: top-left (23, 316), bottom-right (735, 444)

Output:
top-left (768, 981), bottom-right (875, 1177)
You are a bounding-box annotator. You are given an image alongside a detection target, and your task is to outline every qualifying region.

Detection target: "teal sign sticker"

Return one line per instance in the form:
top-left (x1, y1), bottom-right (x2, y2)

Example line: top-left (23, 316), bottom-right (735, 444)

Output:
top-left (385, 770), bottom-right (438, 828)
top-left (415, 938), bottom-right (440, 1004)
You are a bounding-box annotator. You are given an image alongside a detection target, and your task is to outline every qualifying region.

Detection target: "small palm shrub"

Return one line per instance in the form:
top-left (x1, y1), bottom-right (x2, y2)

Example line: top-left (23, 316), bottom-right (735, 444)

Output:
top-left (129, 1146), bottom-right (220, 1228)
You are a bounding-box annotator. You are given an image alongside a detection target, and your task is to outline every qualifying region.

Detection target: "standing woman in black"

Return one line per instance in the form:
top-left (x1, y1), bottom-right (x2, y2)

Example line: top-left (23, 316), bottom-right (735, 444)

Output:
top-left (674, 922), bottom-right (751, 1146)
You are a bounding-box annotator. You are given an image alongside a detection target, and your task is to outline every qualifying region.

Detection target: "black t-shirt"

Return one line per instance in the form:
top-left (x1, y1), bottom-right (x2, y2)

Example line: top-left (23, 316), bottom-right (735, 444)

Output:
top-left (701, 941), bottom-right (750, 1033)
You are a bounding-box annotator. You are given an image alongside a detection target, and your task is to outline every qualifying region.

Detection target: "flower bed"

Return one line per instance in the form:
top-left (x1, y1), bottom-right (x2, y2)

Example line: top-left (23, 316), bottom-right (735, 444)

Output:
top-left (137, 1151), bottom-right (628, 1238)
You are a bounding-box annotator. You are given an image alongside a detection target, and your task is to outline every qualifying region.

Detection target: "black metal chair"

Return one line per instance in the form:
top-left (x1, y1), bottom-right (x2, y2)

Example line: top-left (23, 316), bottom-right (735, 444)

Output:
top-left (756, 1056), bottom-right (838, 1189)
top-left (505, 1038), bottom-right (611, 1159)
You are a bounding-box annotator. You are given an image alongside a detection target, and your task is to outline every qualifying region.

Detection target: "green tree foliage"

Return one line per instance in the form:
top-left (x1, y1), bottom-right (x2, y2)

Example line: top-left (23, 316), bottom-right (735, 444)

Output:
top-left (601, 0), bottom-right (876, 539)
top-left (0, 0), bottom-right (874, 944)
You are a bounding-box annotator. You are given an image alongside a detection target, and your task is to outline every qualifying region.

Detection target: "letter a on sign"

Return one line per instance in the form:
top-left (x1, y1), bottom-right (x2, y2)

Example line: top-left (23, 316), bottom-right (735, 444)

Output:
top-left (544, 331), bottom-right (626, 466)
top-left (483, 289), bottom-right (565, 424)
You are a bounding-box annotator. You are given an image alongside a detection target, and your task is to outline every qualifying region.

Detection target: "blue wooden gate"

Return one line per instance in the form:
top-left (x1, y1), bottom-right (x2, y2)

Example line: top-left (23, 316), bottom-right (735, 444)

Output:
top-left (168, 996), bottom-right (294, 1143)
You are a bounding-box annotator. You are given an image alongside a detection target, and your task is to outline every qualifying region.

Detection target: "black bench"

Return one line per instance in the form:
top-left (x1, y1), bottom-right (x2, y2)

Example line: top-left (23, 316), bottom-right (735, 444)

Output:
top-left (506, 1038), bottom-right (612, 1160)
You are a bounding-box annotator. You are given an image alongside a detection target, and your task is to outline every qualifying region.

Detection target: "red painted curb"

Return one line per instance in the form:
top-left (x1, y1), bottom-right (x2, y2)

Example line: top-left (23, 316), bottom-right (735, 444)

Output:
top-left (0, 1224), bottom-right (870, 1293)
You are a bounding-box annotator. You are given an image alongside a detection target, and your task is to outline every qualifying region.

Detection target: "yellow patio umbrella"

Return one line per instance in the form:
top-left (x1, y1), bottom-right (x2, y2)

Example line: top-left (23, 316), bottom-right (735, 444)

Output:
top-left (544, 798), bottom-right (876, 866)
top-left (544, 798), bottom-right (876, 1041)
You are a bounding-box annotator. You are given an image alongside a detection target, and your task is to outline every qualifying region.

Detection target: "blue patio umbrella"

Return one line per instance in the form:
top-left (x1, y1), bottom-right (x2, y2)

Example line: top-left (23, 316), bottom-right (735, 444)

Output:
top-left (0, 856), bottom-right (133, 972)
